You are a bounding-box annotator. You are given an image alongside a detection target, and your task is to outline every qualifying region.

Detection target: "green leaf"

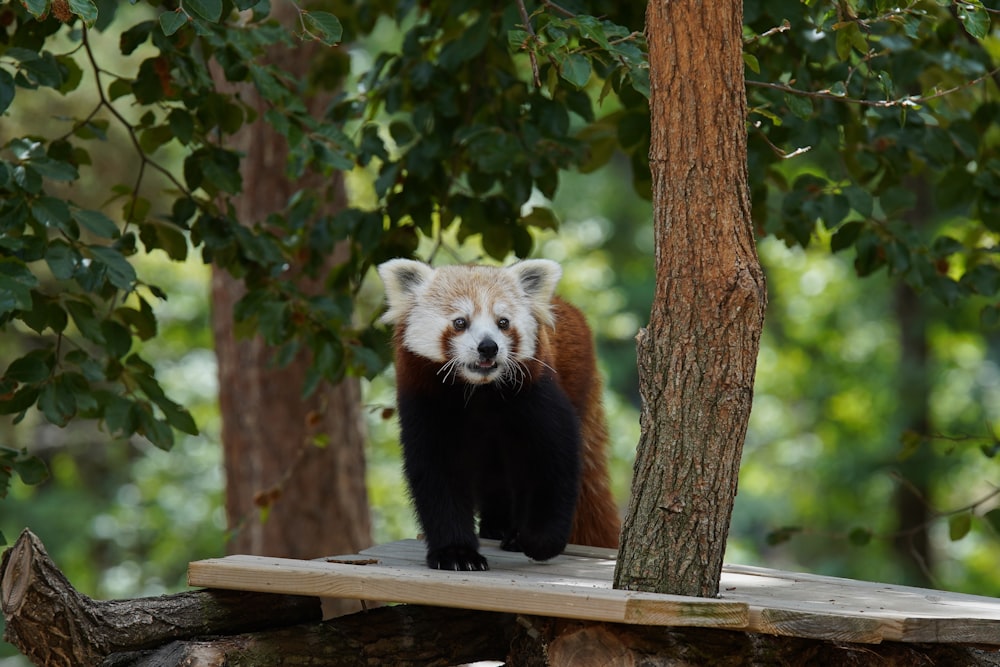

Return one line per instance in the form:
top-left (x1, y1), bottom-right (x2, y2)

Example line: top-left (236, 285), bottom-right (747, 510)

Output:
top-left (160, 400), bottom-right (199, 436)
top-left (137, 406), bottom-right (175, 450)
top-left (11, 451), bottom-right (49, 486)
top-left (0, 68), bottom-right (15, 115)
top-left (73, 209), bottom-right (120, 239)
top-left (302, 11), bottom-right (343, 46)
top-left (101, 320), bottom-right (133, 358)
top-left (949, 512), bottom-right (972, 541)
top-left (785, 93), bottom-right (813, 119)
top-left (743, 53), bottom-right (760, 74)
top-left (26, 157), bottom-right (78, 182)
top-left (437, 15), bottom-right (489, 70)
top-left (139, 124), bottom-right (175, 153)
top-left (0, 386), bottom-right (40, 417)
top-left (159, 10), bottom-right (188, 36)
top-left (116, 306), bottom-right (157, 344)
top-left (139, 221), bottom-right (189, 261)
top-left (39, 376), bottom-right (77, 427)
top-left (88, 246), bottom-right (137, 291)
top-left (31, 196), bottom-right (73, 231)
top-left (184, 0), bottom-right (223, 23)
top-left (4, 352), bottom-right (52, 384)
top-left (22, 0), bottom-right (47, 18)
top-left (961, 264), bottom-right (1000, 296)
top-left (522, 207), bottom-right (560, 231)
top-left (69, 0), bottom-right (99, 23)
top-left (167, 109), bottom-right (195, 145)
top-left (957, 0), bottom-right (989, 39)
top-left (560, 53), bottom-right (592, 89)
top-left (831, 221), bottom-right (863, 253)
top-left (984, 508), bottom-right (1000, 534)
top-left (102, 394), bottom-right (137, 435)
top-left (65, 299), bottom-right (105, 344)
top-left (45, 241), bottom-right (78, 280)
top-left (0, 259), bottom-right (39, 314)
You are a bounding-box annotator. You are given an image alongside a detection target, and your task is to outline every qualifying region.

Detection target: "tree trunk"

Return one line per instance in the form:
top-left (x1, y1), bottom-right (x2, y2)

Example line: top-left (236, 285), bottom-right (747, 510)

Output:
top-left (614, 0), bottom-right (766, 598)
top-left (210, 3), bottom-right (371, 616)
top-left (0, 529), bottom-right (321, 667)
top-left (892, 283), bottom-right (933, 582)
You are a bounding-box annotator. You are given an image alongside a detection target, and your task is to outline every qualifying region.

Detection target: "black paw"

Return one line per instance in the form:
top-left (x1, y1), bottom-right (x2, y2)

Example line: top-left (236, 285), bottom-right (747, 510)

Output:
top-left (518, 531), bottom-right (566, 562)
top-left (499, 531), bottom-right (522, 553)
top-left (426, 545), bottom-right (489, 571)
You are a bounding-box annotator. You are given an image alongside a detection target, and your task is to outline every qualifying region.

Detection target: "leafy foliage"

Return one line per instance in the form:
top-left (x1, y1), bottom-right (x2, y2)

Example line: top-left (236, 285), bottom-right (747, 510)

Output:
top-left (744, 0), bottom-right (1000, 323)
top-left (0, 0), bottom-right (646, 505)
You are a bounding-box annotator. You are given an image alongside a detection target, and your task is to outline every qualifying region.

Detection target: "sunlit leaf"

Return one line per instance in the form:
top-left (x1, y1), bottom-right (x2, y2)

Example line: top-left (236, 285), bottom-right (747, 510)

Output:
top-left (184, 0), bottom-right (222, 23)
top-left (949, 512), bottom-right (972, 541)
top-left (957, 0), bottom-right (989, 39)
top-left (302, 11), bottom-right (343, 46)
top-left (159, 10), bottom-right (187, 36)
top-left (69, 0), bottom-right (99, 23)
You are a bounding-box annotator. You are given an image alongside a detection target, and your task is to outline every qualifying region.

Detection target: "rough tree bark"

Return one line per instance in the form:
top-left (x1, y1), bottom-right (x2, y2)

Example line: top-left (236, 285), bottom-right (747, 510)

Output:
top-left (0, 530), bottom-right (320, 667)
top-left (210, 2), bottom-right (371, 615)
top-left (614, 0), bottom-right (767, 598)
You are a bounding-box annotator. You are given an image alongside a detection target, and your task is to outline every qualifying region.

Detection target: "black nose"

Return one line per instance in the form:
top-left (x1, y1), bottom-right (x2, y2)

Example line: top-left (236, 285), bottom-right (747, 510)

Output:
top-left (477, 338), bottom-right (499, 360)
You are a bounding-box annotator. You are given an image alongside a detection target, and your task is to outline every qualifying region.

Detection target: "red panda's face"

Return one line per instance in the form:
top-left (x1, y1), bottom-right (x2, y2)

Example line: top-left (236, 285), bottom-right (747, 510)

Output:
top-left (378, 260), bottom-right (562, 387)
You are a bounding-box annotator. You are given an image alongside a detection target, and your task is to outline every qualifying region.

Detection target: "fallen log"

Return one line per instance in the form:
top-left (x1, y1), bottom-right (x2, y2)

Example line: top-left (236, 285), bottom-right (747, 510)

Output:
top-left (101, 605), bottom-right (516, 667)
top-left (1, 529), bottom-right (321, 666)
top-left (5, 528), bottom-right (1000, 666)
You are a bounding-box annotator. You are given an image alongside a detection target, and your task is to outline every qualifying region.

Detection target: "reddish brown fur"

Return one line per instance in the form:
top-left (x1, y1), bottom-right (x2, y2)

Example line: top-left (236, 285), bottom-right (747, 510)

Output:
top-left (535, 298), bottom-right (620, 548)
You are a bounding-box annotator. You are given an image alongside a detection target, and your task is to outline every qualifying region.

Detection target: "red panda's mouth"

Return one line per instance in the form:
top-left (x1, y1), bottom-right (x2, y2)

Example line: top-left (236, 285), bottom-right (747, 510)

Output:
top-left (470, 361), bottom-right (499, 374)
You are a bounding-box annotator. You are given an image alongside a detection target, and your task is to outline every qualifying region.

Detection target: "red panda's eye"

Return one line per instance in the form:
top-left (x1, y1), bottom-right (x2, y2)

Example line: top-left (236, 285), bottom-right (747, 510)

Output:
top-left (453, 318), bottom-right (467, 331)
top-left (497, 318), bottom-right (509, 330)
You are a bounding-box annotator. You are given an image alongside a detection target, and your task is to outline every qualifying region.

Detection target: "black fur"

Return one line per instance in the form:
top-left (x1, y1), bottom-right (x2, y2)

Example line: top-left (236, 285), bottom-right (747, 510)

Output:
top-left (397, 375), bottom-right (582, 571)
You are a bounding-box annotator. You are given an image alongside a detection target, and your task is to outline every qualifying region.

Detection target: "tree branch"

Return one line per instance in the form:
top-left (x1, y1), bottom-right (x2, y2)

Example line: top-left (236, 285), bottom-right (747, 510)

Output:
top-left (747, 65), bottom-right (1000, 109)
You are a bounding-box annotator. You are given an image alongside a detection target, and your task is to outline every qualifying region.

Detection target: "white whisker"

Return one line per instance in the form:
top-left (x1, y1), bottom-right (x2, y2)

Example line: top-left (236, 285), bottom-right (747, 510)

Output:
top-left (523, 354), bottom-right (557, 376)
top-left (437, 358), bottom-right (461, 384)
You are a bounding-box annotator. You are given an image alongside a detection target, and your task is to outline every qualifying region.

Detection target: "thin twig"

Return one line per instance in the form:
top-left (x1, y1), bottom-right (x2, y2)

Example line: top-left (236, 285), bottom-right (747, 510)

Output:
top-left (515, 0), bottom-right (541, 88)
top-left (748, 65), bottom-right (1000, 109)
top-left (541, 0), bottom-right (575, 18)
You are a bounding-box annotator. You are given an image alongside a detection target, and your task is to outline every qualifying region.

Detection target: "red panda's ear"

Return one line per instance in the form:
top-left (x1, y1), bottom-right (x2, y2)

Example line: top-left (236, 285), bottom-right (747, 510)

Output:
top-left (508, 260), bottom-right (562, 326)
top-left (378, 259), bottom-right (434, 324)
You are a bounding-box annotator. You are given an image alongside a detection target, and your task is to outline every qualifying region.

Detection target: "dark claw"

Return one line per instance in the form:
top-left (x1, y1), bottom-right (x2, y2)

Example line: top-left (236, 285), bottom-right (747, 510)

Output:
top-left (427, 545), bottom-right (489, 571)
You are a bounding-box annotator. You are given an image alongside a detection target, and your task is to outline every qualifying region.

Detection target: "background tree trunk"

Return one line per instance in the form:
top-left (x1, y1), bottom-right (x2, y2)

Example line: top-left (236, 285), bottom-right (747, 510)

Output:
top-left (210, 4), bottom-right (371, 617)
top-left (614, 0), bottom-right (767, 597)
top-left (891, 178), bottom-right (935, 587)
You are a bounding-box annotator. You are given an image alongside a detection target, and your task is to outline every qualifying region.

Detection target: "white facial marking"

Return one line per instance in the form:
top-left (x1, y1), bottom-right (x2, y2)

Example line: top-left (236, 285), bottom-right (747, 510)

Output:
top-left (378, 260), bottom-right (561, 389)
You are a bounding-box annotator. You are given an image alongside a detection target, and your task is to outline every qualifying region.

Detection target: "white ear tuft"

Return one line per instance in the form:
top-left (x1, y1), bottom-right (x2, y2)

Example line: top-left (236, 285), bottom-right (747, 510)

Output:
top-left (507, 259), bottom-right (562, 326)
top-left (378, 259), bottom-right (435, 324)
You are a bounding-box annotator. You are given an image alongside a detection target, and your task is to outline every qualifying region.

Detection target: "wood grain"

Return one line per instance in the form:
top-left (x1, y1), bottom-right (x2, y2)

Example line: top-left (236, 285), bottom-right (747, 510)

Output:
top-left (187, 539), bottom-right (1000, 645)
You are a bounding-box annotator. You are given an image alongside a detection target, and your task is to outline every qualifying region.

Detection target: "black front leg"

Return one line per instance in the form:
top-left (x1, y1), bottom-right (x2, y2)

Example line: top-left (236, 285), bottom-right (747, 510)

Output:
top-left (398, 393), bottom-right (489, 571)
top-left (504, 379), bottom-right (583, 563)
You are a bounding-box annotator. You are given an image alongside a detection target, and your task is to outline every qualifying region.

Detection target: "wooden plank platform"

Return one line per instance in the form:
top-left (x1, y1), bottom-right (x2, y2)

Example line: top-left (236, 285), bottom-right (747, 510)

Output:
top-left (188, 539), bottom-right (1000, 645)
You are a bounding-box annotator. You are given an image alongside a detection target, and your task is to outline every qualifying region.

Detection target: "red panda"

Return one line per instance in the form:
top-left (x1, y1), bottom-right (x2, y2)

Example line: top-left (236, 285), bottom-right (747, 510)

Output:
top-left (378, 258), bottom-right (620, 571)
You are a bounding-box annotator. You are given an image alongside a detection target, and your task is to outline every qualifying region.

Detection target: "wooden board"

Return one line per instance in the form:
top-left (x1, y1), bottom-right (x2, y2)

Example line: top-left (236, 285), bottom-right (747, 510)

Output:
top-left (187, 539), bottom-right (1000, 645)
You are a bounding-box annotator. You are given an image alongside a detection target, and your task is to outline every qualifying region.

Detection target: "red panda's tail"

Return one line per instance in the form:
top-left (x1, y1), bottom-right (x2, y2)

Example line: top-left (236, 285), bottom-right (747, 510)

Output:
top-left (548, 299), bottom-right (621, 549)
